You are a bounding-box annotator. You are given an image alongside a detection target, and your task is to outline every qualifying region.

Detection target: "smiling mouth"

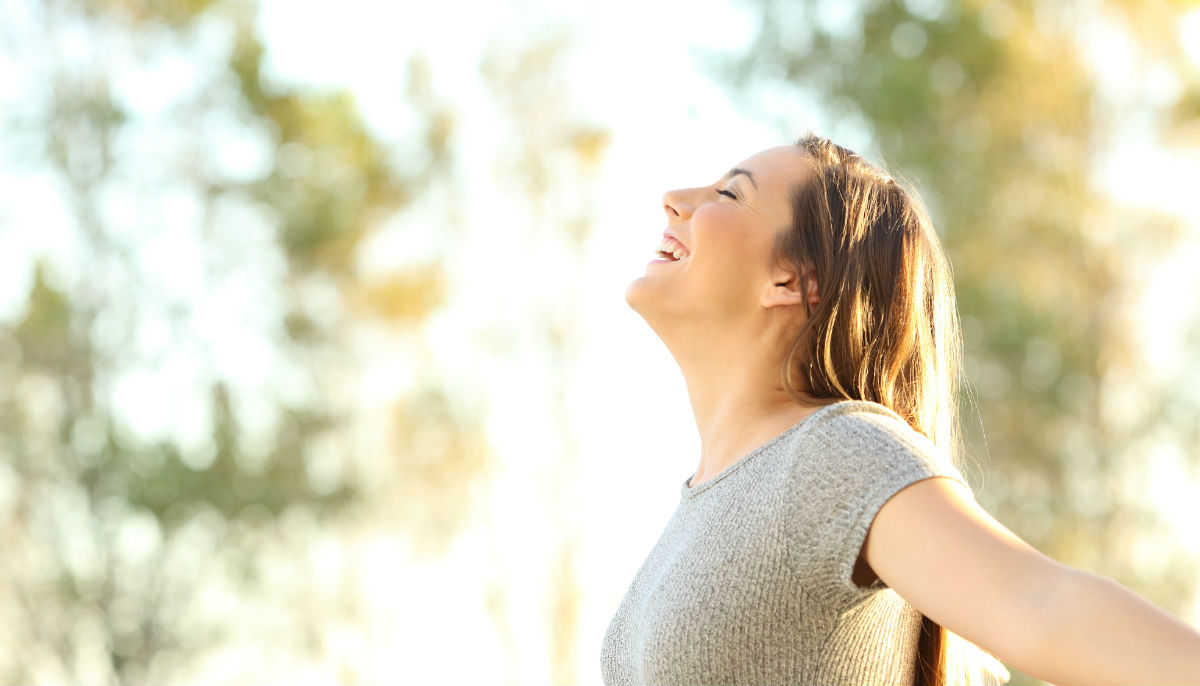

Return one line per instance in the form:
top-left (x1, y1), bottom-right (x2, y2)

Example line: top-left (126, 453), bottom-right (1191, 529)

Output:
top-left (655, 236), bottom-right (690, 261)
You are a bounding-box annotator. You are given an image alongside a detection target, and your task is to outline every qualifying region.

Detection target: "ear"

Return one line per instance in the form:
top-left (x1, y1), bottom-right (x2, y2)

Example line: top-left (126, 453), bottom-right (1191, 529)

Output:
top-left (761, 259), bottom-right (820, 310)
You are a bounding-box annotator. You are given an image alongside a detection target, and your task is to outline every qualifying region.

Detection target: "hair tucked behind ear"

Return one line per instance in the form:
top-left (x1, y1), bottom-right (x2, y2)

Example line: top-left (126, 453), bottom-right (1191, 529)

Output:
top-left (777, 134), bottom-right (964, 686)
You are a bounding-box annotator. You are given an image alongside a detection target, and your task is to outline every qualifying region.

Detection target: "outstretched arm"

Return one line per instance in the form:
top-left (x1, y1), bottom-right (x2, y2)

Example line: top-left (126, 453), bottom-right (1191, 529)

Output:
top-left (862, 476), bottom-right (1200, 685)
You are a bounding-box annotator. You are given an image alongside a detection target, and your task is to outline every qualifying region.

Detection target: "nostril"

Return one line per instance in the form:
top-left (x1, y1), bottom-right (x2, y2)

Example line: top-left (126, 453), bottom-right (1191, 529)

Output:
top-left (663, 189), bottom-right (685, 218)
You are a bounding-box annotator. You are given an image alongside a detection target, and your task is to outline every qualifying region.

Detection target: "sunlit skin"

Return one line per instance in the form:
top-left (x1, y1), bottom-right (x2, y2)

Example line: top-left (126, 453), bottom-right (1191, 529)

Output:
top-left (625, 145), bottom-right (1200, 685)
top-left (625, 145), bottom-right (827, 489)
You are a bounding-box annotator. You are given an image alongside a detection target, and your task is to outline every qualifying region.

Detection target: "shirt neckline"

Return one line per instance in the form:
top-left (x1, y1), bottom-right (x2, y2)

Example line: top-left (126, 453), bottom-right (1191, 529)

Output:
top-left (679, 400), bottom-right (863, 499)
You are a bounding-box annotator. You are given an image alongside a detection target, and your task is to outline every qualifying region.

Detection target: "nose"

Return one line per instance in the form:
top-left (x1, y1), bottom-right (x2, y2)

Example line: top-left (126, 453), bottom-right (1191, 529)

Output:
top-left (662, 188), bottom-right (692, 221)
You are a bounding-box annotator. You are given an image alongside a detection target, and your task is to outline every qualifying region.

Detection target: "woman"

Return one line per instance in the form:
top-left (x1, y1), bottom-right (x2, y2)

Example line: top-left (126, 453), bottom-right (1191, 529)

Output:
top-left (600, 134), bottom-right (1200, 685)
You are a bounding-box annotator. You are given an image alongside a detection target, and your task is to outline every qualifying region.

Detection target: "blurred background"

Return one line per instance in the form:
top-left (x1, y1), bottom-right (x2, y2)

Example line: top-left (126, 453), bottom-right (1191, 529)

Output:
top-left (1, 0), bottom-right (1199, 683)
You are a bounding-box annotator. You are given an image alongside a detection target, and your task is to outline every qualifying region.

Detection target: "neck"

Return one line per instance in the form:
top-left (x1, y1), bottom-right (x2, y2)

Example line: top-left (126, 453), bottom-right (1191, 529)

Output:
top-left (661, 316), bottom-right (826, 486)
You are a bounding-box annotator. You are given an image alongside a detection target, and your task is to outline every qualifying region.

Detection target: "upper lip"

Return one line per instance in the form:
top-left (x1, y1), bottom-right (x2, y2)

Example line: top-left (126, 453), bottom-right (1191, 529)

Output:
top-left (662, 229), bottom-right (690, 255)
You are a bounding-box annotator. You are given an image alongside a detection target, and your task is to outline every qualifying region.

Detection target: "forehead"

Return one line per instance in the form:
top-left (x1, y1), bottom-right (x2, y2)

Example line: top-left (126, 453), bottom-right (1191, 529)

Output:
top-left (733, 145), bottom-right (810, 187)
top-left (729, 145), bottom-right (811, 214)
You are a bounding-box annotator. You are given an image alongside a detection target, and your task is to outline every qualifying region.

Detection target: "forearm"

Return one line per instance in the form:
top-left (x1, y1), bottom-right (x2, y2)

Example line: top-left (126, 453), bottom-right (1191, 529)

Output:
top-left (1019, 566), bottom-right (1200, 685)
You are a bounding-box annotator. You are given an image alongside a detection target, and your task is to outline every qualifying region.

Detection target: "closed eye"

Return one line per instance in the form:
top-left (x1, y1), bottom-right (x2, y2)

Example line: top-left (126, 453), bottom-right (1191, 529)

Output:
top-left (715, 188), bottom-right (737, 200)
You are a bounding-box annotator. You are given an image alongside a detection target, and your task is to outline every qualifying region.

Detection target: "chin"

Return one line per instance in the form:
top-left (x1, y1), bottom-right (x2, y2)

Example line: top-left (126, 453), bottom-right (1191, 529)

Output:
top-left (624, 277), bottom-right (647, 312)
top-left (624, 277), bottom-right (674, 331)
top-left (629, 281), bottom-right (673, 329)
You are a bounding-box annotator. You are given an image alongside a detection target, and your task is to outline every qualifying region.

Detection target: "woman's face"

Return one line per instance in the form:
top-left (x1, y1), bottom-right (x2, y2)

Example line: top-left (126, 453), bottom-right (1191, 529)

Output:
top-left (625, 144), bottom-right (811, 324)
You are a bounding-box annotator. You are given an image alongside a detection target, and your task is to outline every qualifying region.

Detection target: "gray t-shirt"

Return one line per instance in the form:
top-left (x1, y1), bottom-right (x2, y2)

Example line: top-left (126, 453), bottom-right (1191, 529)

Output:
top-left (600, 399), bottom-right (1008, 685)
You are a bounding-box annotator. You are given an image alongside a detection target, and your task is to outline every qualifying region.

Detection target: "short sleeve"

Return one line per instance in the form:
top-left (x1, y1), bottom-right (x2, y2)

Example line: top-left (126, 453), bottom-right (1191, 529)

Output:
top-left (784, 403), bottom-right (971, 608)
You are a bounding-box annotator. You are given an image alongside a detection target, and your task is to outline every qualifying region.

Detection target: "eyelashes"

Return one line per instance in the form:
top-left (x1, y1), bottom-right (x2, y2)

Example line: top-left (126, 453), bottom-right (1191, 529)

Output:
top-left (715, 188), bottom-right (738, 200)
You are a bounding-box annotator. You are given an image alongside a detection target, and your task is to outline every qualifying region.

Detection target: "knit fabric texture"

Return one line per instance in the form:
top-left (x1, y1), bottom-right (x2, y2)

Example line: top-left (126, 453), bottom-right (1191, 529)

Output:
top-left (599, 399), bottom-right (1010, 685)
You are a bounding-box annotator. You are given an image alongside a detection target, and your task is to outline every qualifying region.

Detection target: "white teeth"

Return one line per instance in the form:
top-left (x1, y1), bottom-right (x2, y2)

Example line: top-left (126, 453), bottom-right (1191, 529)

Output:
top-left (655, 237), bottom-right (689, 260)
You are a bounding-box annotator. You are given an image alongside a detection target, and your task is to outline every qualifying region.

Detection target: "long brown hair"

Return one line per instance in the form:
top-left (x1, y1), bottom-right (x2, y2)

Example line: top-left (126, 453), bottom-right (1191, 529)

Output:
top-left (775, 134), bottom-right (963, 686)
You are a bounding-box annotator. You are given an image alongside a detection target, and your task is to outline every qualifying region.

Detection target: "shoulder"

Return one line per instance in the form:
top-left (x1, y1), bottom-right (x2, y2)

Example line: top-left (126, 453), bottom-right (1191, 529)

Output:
top-left (782, 400), bottom-right (969, 604)
top-left (780, 399), bottom-right (968, 496)
top-left (802, 400), bottom-right (941, 458)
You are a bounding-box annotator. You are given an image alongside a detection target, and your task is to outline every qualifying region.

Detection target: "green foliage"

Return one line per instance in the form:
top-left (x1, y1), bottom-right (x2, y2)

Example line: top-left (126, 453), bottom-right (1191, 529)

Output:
top-left (14, 262), bottom-right (77, 370)
top-left (0, 0), bottom-right (483, 682)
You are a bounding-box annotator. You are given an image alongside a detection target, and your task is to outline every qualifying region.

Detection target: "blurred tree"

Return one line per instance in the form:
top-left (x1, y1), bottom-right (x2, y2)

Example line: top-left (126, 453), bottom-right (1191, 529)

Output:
top-left (711, 0), bottom-right (1200, 682)
top-left (479, 29), bottom-right (610, 686)
top-left (0, 0), bottom-right (485, 682)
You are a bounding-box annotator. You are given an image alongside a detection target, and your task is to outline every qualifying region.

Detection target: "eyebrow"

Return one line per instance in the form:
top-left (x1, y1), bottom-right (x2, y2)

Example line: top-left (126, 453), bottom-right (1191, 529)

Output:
top-left (722, 167), bottom-right (758, 190)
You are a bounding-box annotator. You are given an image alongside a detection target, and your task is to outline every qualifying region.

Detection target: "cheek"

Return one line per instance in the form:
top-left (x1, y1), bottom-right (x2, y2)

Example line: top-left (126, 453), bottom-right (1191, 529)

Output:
top-left (691, 204), bottom-right (748, 259)
top-left (690, 209), bottom-right (767, 297)
top-left (692, 202), bottom-right (740, 230)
